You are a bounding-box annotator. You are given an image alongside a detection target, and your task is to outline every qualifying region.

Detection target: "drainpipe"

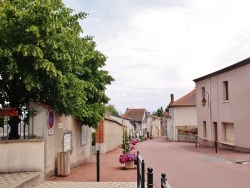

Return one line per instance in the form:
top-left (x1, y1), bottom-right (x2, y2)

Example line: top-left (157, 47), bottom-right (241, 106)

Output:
top-left (209, 77), bottom-right (213, 147)
top-left (174, 107), bottom-right (177, 141)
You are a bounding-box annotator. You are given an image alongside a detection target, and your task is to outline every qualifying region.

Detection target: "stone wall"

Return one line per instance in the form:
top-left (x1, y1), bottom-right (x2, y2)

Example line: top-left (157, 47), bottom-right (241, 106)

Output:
top-left (177, 134), bottom-right (196, 143)
top-left (96, 117), bottom-right (123, 154)
top-left (0, 140), bottom-right (44, 173)
top-left (29, 101), bottom-right (91, 179)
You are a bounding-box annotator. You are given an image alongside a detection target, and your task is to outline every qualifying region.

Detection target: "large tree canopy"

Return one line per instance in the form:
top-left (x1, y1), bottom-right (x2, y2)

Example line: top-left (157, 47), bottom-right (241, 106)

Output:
top-left (104, 104), bottom-right (119, 116)
top-left (0, 0), bottom-right (114, 127)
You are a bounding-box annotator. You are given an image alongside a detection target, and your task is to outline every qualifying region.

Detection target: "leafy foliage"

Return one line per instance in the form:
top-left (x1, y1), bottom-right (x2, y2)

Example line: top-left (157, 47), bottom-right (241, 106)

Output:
top-left (152, 106), bottom-right (164, 117)
top-left (0, 0), bottom-right (114, 127)
top-left (105, 104), bottom-right (119, 116)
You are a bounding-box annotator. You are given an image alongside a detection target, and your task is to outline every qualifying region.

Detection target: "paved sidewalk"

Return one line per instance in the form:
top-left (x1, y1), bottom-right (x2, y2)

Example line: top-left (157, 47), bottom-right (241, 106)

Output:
top-left (40, 147), bottom-right (138, 187)
top-left (0, 146), bottom-right (138, 188)
top-left (30, 181), bottom-right (137, 188)
top-left (2, 137), bottom-right (250, 188)
top-left (48, 147), bottom-right (137, 182)
top-left (0, 172), bottom-right (41, 188)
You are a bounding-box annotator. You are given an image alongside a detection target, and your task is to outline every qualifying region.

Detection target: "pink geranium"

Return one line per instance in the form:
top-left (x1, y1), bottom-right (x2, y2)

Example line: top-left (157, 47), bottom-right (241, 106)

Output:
top-left (119, 153), bottom-right (136, 164)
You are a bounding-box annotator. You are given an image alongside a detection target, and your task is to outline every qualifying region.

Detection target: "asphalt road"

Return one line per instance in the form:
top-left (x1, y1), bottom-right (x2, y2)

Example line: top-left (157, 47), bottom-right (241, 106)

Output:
top-left (136, 137), bottom-right (250, 188)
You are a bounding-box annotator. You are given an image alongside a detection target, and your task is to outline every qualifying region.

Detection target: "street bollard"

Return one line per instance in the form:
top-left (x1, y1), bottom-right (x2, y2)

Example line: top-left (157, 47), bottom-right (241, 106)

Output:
top-left (195, 135), bottom-right (198, 148)
top-left (215, 140), bottom-right (218, 153)
top-left (147, 167), bottom-right (154, 188)
top-left (96, 150), bottom-right (100, 182)
top-left (137, 151), bottom-right (140, 187)
top-left (161, 173), bottom-right (167, 188)
top-left (142, 160), bottom-right (145, 188)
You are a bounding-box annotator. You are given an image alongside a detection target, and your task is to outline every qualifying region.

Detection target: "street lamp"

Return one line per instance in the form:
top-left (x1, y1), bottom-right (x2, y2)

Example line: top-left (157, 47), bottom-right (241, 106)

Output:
top-left (201, 91), bottom-right (209, 107)
top-left (201, 98), bottom-right (207, 106)
top-left (201, 90), bottom-right (217, 153)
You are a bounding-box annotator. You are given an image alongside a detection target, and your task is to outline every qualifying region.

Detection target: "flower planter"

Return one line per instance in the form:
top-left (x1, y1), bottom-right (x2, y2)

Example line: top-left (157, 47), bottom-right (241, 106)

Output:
top-left (125, 160), bottom-right (135, 169)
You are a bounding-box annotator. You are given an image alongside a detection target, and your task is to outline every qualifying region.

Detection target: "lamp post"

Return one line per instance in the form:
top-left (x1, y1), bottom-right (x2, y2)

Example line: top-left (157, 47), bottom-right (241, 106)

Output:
top-left (201, 90), bottom-right (215, 151)
top-left (201, 91), bottom-right (209, 107)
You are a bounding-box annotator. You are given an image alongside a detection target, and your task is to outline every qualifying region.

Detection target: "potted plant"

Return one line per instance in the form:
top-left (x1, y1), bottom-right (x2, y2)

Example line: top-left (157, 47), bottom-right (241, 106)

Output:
top-left (119, 131), bottom-right (136, 169)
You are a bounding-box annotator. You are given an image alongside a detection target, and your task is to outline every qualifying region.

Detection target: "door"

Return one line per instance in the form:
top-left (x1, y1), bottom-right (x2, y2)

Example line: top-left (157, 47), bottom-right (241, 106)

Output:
top-left (213, 122), bottom-right (218, 147)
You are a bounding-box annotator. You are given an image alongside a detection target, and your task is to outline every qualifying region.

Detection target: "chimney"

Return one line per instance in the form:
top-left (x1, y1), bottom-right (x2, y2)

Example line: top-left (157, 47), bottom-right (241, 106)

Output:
top-left (170, 94), bottom-right (174, 104)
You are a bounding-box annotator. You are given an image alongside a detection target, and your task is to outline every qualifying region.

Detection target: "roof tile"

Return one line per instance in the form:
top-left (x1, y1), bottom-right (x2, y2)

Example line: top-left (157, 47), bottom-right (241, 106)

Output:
top-left (122, 108), bottom-right (146, 122)
top-left (170, 89), bottom-right (196, 107)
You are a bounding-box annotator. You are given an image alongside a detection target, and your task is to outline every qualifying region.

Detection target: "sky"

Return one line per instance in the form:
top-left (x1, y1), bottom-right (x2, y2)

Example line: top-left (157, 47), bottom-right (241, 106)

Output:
top-left (62, 0), bottom-right (250, 114)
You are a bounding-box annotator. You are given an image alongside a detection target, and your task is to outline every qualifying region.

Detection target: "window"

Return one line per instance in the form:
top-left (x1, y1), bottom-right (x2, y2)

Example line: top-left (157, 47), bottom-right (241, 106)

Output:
top-left (223, 123), bottom-right (234, 143)
top-left (203, 121), bottom-right (207, 138)
top-left (223, 81), bottom-right (229, 101)
top-left (202, 87), bottom-right (205, 98)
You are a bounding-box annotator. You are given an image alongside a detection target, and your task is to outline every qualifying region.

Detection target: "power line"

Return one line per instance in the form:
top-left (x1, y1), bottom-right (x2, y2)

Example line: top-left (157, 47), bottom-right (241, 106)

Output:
top-left (110, 84), bottom-right (195, 91)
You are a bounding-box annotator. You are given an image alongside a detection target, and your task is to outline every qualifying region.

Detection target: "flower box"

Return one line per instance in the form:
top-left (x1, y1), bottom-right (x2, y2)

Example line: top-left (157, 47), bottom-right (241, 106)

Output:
top-left (125, 160), bottom-right (135, 169)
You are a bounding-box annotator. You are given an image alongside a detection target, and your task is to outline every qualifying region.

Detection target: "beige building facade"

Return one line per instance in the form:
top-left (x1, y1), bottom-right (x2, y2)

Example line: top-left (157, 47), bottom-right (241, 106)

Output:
top-left (145, 114), bottom-right (161, 138)
top-left (167, 90), bottom-right (197, 141)
top-left (194, 58), bottom-right (250, 152)
top-left (122, 108), bottom-right (147, 138)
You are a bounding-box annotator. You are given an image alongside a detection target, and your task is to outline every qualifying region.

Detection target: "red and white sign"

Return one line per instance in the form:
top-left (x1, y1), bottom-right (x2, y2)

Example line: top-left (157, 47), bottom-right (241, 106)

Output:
top-left (47, 110), bottom-right (55, 129)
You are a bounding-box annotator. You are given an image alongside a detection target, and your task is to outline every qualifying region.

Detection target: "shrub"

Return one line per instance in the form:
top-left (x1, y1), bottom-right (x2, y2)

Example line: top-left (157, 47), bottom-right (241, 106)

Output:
top-left (178, 127), bottom-right (198, 135)
top-left (191, 128), bottom-right (198, 135)
top-left (178, 128), bottom-right (185, 134)
top-left (184, 129), bottom-right (191, 134)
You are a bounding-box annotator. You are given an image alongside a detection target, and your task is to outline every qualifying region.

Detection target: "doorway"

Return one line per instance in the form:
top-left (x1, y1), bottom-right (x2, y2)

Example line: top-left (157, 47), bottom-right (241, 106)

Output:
top-left (213, 122), bottom-right (218, 148)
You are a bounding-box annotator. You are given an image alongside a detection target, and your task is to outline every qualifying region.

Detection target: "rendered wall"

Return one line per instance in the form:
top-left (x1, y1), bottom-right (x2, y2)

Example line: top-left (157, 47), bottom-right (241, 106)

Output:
top-left (168, 106), bottom-right (197, 141)
top-left (0, 140), bottom-right (44, 172)
top-left (104, 120), bottom-right (123, 153)
top-left (29, 101), bottom-right (91, 179)
top-left (146, 116), bottom-right (161, 138)
top-left (96, 118), bottom-right (123, 154)
top-left (109, 115), bottom-right (135, 138)
top-left (196, 64), bottom-right (250, 151)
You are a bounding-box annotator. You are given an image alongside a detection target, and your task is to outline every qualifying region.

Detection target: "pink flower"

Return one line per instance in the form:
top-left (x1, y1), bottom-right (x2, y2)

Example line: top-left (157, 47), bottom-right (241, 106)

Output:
top-left (119, 153), bottom-right (136, 163)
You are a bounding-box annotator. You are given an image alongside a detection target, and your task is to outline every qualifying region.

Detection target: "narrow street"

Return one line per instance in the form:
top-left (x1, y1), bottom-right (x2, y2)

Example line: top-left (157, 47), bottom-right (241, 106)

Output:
top-left (137, 137), bottom-right (250, 188)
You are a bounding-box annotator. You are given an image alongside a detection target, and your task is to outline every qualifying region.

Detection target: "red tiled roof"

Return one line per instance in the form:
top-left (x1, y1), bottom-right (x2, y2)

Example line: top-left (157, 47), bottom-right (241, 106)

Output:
top-left (122, 108), bottom-right (146, 122)
top-left (146, 114), bottom-right (161, 119)
top-left (170, 89), bottom-right (196, 107)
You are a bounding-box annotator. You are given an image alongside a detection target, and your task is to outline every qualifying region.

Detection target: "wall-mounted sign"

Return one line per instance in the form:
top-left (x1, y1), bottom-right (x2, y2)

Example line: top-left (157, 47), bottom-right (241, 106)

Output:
top-left (81, 125), bottom-right (87, 145)
top-left (47, 110), bottom-right (55, 129)
top-left (48, 129), bottom-right (53, 135)
top-left (63, 132), bottom-right (72, 152)
top-left (58, 122), bottom-right (63, 129)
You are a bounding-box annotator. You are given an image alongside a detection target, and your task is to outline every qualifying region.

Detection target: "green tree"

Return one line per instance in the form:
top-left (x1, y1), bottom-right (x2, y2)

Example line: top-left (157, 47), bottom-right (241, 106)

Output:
top-left (152, 106), bottom-right (164, 117)
top-left (104, 104), bottom-right (119, 116)
top-left (0, 0), bottom-right (114, 127)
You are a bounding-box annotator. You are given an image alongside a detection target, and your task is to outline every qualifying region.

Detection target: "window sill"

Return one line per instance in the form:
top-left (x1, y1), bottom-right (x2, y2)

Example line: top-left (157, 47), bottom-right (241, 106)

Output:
top-left (202, 137), bottom-right (208, 141)
top-left (222, 100), bottom-right (229, 103)
top-left (221, 141), bottom-right (235, 146)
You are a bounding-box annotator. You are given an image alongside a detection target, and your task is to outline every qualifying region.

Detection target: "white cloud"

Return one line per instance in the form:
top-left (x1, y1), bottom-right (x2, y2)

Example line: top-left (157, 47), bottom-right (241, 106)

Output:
top-left (63, 0), bottom-right (250, 113)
